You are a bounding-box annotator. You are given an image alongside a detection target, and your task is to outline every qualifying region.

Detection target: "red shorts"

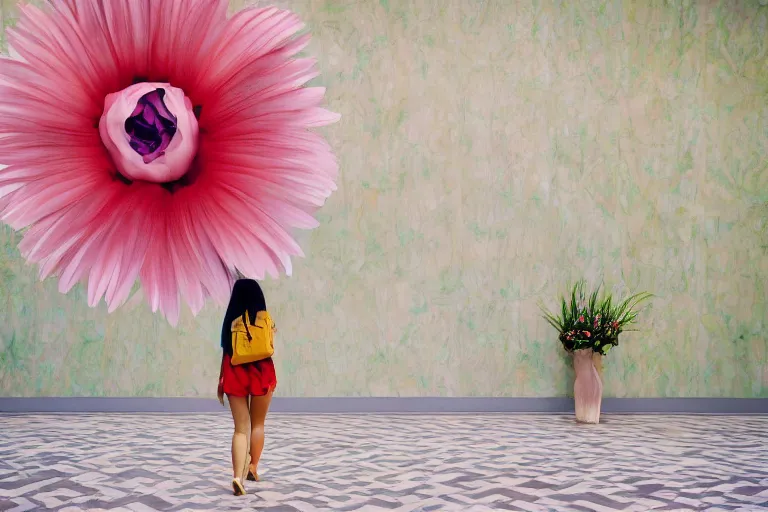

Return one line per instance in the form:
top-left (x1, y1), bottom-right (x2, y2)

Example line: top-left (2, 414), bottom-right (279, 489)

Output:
top-left (221, 354), bottom-right (277, 397)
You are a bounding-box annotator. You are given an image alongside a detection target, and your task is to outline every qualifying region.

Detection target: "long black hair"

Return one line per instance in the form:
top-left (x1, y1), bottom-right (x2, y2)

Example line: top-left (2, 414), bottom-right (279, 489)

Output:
top-left (220, 279), bottom-right (267, 351)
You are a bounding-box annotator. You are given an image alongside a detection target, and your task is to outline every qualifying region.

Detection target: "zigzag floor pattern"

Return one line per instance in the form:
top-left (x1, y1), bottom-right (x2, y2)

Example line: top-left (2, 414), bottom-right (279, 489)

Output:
top-left (0, 414), bottom-right (766, 511)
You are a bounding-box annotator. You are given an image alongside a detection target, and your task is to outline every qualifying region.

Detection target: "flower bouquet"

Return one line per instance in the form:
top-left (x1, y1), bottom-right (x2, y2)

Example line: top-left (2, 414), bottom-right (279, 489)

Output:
top-left (540, 281), bottom-right (651, 423)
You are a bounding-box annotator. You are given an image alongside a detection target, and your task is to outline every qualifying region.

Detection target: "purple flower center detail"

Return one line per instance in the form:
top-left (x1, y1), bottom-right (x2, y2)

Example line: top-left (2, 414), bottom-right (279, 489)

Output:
top-left (124, 89), bottom-right (177, 164)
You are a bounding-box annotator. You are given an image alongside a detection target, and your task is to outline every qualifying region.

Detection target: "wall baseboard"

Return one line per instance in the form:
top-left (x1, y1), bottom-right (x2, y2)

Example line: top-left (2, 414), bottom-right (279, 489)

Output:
top-left (0, 397), bottom-right (766, 414)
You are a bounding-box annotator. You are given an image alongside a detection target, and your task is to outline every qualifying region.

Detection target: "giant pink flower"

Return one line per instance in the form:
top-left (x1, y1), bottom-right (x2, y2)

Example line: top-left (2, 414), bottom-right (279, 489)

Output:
top-left (0, 0), bottom-right (339, 324)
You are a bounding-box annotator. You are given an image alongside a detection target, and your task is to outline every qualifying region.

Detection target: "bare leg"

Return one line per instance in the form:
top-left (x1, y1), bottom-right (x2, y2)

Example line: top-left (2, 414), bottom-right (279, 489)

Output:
top-left (228, 395), bottom-right (250, 493)
top-left (248, 390), bottom-right (273, 478)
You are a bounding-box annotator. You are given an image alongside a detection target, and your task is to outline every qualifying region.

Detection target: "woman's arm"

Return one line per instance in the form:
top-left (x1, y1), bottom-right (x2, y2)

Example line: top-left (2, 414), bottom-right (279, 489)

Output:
top-left (217, 351), bottom-right (225, 405)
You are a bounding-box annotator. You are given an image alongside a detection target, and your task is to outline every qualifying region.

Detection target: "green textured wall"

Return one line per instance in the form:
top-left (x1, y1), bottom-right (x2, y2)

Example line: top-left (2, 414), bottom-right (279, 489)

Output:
top-left (1, 0), bottom-right (767, 398)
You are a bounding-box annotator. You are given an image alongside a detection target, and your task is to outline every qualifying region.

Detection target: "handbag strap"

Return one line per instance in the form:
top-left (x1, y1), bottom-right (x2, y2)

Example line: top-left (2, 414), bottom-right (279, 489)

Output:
top-left (241, 311), bottom-right (253, 341)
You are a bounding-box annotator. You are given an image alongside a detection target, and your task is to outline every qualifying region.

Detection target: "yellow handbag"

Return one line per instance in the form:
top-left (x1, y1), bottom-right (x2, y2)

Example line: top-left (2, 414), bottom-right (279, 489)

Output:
top-left (230, 311), bottom-right (275, 365)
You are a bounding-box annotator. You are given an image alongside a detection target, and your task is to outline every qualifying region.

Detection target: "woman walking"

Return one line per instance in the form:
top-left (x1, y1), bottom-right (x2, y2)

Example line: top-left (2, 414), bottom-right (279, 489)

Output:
top-left (217, 279), bottom-right (277, 495)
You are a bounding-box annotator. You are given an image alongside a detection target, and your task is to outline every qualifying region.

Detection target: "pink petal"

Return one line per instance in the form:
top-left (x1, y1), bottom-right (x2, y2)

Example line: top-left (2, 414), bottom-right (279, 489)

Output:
top-left (139, 200), bottom-right (181, 326)
top-left (194, 7), bottom-right (304, 98)
top-left (89, 187), bottom-right (160, 311)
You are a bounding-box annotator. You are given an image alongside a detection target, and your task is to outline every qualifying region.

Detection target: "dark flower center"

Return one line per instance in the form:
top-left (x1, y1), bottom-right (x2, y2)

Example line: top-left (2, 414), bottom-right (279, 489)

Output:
top-left (124, 89), bottom-right (177, 164)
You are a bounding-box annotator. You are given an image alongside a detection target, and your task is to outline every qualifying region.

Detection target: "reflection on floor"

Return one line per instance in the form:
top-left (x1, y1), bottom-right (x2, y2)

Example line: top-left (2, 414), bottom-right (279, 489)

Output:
top-left (0, 413), bottom-right (766, 511)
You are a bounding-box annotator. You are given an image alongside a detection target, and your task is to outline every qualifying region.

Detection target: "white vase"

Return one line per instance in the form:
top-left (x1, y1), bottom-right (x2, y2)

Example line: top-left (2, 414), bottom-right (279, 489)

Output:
top-left (572, 349), bottom-right (603, 424)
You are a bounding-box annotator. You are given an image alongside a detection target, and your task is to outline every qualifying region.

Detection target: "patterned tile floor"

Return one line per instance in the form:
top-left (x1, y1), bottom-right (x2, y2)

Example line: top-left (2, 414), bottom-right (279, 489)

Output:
top-left (0, 414), bottom-right (766, 511)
